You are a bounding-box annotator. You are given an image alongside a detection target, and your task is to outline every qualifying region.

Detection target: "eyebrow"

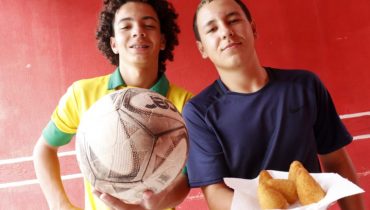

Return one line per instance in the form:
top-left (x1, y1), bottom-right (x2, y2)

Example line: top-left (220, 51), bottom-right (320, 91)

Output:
top-left (117, 16), bottom-right (159, 24)
top-left (202, 11), bottom-right (242, 28)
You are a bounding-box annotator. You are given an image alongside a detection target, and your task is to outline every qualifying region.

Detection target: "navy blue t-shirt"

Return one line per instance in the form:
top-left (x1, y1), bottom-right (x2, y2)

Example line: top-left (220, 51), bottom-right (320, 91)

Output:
top-left (183, 68), bottom-right (352, 188)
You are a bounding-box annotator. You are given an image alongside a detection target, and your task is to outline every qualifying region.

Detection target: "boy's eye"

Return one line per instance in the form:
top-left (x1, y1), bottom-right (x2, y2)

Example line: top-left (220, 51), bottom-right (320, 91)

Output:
top-left (206, 27), bottom-right (217, 33)
top-left (120, 25), bottom-right (131, 30)
top-left (144, 25), bottom-right (155, 29)
top-left (229, 19), bottom-right (241, 24)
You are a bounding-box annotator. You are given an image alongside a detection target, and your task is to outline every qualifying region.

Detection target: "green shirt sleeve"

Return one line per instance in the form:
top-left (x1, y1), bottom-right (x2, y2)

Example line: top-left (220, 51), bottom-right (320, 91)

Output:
top-left (42, 121), bottom-right (74, 146)
top-left (182, 165), bottom-right (188, 175)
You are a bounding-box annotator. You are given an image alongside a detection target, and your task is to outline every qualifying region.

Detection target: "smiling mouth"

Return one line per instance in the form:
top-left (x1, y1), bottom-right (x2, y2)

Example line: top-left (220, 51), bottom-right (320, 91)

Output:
top-left (221, 42), bottom-right (241, 51)
top-left (130, 44), bottom-right (150, 49)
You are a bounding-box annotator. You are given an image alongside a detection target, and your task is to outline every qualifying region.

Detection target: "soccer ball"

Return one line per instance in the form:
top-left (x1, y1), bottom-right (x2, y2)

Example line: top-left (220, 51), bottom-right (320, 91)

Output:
top-left (75, 88), bottom-right (188, 203)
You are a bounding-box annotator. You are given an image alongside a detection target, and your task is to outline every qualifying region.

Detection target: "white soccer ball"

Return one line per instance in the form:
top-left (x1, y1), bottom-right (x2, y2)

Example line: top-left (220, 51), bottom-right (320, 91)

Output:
top-left (75, 88), bottom-right (188, 203)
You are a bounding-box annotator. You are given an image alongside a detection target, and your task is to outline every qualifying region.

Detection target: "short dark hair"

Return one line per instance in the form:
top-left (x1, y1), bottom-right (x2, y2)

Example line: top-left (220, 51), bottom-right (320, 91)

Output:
top-left (193, 0), bottom-right (252, 41)
top-left (96, 0), bottom-right (180, 73)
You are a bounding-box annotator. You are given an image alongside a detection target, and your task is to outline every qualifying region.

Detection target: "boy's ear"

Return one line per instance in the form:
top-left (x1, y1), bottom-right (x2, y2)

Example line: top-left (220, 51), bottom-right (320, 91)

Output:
top-left (251, 20), bottom-right (257, 38)
top-left (110, 37), bottom-right (118, 54)
top-left (196, 41), bottom-right (208, 59)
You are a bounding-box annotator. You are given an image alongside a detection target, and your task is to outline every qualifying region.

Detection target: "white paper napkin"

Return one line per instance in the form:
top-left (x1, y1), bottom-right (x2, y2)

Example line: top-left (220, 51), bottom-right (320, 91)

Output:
top-left (224, 170), bottom-right (364, 210)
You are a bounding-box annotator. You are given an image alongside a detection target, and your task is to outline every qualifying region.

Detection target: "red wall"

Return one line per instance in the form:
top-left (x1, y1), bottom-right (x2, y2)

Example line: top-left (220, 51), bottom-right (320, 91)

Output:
top-left (0, 0), bottom-right (369, 209)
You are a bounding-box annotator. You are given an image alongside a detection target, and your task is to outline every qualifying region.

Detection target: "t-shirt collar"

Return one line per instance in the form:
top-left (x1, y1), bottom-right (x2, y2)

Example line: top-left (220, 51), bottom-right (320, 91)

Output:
top-left (108, 67), bottom-right (169, 97)
top-left (216, 67), bottom-right (272, 94)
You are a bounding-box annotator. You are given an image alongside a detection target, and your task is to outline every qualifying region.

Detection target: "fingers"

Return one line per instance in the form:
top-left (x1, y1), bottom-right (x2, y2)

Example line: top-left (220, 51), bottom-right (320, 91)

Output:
top-left (100, 193), bottom-right (121, 205)
top-left (141, 190), bottom-right (157, 209)
top-left (142, 190), bottom-right (154, 200)
top-left (93, 190), bottom-right (140, 210)
top-left (93, 189), bottom-right (122, 206)
top-left (92, 189), bottom-right (160, 210)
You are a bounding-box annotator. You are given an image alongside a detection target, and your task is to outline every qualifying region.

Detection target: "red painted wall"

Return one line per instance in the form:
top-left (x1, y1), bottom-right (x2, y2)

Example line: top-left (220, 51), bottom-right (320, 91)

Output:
top-left (0, 0), bottom-right (369, 209)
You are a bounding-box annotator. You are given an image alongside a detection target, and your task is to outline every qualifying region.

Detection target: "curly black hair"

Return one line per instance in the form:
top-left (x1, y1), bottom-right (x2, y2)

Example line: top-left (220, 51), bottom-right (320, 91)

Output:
top-left (96, 0), bottom-right (180, 73)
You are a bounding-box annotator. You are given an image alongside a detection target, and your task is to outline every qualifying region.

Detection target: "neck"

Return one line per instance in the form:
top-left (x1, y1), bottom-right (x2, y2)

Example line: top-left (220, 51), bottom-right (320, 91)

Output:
top-left (218, 59), bottom-right (268, 93)
top-left (119, 63), bottom-right (159, 89)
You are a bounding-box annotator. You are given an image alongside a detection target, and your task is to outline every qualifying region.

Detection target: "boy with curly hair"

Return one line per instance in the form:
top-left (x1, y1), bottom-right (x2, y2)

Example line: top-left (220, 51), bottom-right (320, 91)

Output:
top-left (33, 1), bottom-right (192, 209)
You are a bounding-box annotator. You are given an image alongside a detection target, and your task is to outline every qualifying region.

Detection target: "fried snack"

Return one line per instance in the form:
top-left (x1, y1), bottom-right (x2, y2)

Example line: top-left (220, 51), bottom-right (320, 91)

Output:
top-left (258, 170), bottom-right (273, 184)
top-left (288, 160), bottom-right (304, 182)
top-left (295, 167), bottom-right (326, 205)
top-left (258, 182), bottom-right (289, 209)
top-left (266, 179), bottom-right (298, 204)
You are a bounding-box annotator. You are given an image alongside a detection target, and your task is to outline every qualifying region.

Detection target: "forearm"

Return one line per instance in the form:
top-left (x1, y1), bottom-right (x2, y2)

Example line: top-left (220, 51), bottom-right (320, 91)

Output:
top-left (202, 182), bottom-right (234, 210)
top-left (33, 136), bottom-right (73, 209)
top-left (319, 148), bottom-right (365, 210)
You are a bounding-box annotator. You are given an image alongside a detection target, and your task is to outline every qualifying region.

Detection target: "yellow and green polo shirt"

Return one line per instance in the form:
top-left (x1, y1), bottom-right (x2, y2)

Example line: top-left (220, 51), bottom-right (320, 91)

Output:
top-left (42, 67), bottom-right (193, 210)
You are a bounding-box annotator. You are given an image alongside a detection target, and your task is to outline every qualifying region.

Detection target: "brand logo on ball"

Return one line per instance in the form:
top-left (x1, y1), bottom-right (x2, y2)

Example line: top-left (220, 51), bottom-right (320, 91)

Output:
top-left (145, 95), bottom-right (178, 113)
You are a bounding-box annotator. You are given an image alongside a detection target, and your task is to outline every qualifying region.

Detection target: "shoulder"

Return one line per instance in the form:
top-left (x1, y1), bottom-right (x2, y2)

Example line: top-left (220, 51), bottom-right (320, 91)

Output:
top-left (268, 67), bottom-right (318, 80)
top-left (168, 83), bottom-right (193, 99)
top-left (183, 81), bottom-right (222, 116)
top-left (72, 74), bottom-right (111, 91)
top-left (268, 67), bottom-right (323, 89)
top-left (167, 83), bottom-right (193, 113)
top-left (59, 73), bottom-right (112, 111)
